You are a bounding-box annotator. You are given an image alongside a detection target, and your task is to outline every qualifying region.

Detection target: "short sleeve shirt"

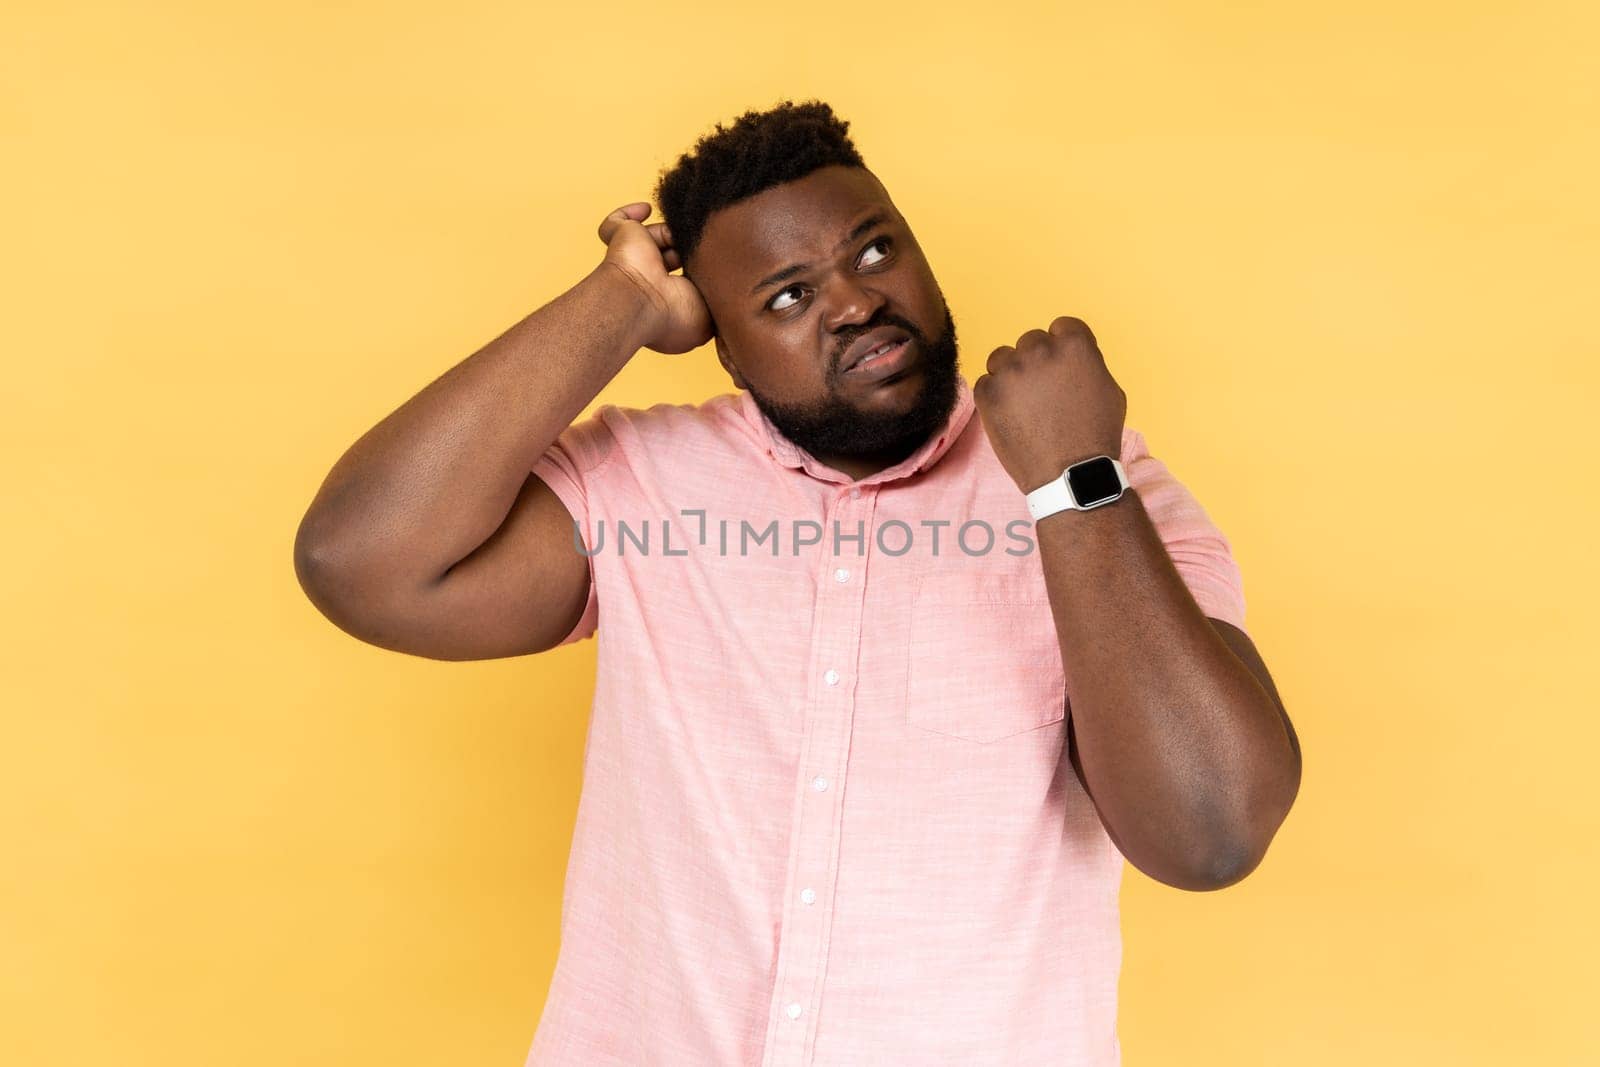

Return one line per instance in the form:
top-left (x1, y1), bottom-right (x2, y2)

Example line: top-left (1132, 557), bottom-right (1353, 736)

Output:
top-left (525, 374), bottom-right (1247, 1066)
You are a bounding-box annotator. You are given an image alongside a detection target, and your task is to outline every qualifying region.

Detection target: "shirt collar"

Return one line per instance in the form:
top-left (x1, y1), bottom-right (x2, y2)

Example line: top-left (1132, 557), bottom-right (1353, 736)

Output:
top-left (739, 373), bottom-right (976, 486)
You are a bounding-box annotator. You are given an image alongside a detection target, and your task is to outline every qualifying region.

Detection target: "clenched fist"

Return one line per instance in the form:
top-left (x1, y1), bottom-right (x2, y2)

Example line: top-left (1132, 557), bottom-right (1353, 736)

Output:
top-left (972, 316), bottom-right (1127, 492)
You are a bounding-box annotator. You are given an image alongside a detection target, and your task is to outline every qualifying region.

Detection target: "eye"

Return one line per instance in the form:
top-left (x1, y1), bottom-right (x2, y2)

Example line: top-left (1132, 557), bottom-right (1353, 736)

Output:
top-left (858, 235), bottom-right (892, 267)
top-left (766, 236), bottom-right (895, 312)
top-left (768, 283), bottom-right (805, 313)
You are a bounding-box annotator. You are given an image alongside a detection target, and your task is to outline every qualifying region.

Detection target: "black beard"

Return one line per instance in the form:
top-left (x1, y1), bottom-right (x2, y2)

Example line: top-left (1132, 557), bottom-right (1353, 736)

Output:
top-left (747, 303), bottom-right (962, 463)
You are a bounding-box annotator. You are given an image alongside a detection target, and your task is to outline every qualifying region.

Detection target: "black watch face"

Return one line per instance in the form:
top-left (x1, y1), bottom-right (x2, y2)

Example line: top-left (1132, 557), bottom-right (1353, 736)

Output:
top-left (1067, 457), bottom-right (1122, 506)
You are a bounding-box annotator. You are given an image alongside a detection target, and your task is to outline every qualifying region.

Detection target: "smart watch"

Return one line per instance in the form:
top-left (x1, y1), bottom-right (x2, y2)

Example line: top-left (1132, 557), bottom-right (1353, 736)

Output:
top-left (1025, 455), bottom-right (1130, 520)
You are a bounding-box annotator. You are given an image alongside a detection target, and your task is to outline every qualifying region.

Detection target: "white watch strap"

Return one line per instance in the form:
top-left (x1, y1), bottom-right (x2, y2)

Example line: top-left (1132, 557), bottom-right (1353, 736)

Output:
top-left (1025, 475), bottom-right (1075, 521)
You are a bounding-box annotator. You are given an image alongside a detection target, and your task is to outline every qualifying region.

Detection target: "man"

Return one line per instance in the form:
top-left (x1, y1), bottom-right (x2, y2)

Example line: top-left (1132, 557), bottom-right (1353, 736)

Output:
top-left (294, 99), bottom-right (1301, 1067)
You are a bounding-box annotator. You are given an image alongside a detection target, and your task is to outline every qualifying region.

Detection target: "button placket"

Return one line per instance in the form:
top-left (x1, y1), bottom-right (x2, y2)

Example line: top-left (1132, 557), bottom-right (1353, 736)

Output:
top-left (760, 486), bottom-right (876, 1066)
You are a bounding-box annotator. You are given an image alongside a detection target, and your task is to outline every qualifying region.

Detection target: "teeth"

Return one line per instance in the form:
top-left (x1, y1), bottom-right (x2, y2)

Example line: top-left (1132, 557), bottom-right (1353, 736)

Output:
top-left (848, 338), bottom-right (903, 370)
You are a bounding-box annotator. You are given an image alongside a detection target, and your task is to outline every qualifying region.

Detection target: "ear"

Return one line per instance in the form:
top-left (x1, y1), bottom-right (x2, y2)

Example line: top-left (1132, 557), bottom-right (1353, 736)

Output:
top-left (715, 335), bottom-right (748, 390)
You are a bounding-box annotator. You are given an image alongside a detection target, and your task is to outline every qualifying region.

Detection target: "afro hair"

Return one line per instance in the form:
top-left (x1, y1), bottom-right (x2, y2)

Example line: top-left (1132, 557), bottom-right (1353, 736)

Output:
top-left (654, 99), bottom-right (867, 277)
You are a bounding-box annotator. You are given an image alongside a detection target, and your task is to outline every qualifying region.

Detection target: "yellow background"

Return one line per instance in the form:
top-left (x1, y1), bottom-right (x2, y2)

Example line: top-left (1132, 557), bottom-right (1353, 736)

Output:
top-left (4, 1), bottom-right (1595, 1063)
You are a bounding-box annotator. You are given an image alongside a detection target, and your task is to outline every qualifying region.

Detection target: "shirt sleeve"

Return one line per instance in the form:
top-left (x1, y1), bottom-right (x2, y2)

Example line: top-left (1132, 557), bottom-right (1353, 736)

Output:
top-left (1120, 427), bottom-right (1249, 635)
top-left (529, 409), bottom-right (619, 647)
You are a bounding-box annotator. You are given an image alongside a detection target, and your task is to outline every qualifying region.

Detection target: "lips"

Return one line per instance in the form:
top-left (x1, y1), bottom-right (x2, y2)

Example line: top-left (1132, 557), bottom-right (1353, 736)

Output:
top-left (841, 327), bottom-right (912, 373)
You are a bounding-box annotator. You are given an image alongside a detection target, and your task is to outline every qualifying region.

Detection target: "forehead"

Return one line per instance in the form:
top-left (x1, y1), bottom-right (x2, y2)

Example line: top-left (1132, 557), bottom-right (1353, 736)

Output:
top-left (693, 166), bottom-right (896, 298)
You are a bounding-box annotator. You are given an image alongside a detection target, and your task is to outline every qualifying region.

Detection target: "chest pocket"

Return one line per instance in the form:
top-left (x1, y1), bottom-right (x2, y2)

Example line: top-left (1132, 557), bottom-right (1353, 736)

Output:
top-left (903, 570), bottom-right (1068, 744)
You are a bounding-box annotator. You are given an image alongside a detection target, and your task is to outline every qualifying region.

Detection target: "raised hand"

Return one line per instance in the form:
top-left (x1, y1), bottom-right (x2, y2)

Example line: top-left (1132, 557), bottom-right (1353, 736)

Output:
top-left (596, 202), bottom-right (714, 355)
top-left (972, 316), bottom-right (1128, 491)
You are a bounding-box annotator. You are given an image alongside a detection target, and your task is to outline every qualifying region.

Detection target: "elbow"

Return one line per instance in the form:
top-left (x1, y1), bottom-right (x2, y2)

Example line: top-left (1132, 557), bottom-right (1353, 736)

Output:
top-left (1181, 839), bottom-right (1267, 892)
top-left (293, 520), bottom-right (338, 598)
top-left (1177, 790), bottom-right (1299, 889)
top-left (1118, 826), bottom-right (1265, 892)
top-left (293, 516), bottom-right (366, 613)
top-left (1150, 788), bottom-right (1299, 893)
top-left (1174, 748), bottom-right (1302, 892)
top-left (1134, 835), bottom-right (1268, 893)
top-left (294, 524), bottom-right (321, 589)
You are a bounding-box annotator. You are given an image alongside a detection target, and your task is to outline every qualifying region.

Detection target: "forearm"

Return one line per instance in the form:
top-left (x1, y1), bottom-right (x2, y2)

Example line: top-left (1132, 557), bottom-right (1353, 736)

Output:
top-left (1035, 491), bottom-right (1298, 889)
top-left (295, 262), bottom-right (654, 585)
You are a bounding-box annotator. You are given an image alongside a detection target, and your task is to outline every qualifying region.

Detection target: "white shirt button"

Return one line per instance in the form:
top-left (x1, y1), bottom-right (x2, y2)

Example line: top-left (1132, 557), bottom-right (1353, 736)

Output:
top-left (833, 567), bottom-right (850, 583)
top-left (811, 775), bottom-right (829, 792)
top-left (801, 887), bottom-right (816, 905)
top-left (849, 487), bottom-right (861, 499)
top-left (823, 669), bottom-right (839, 686)
top-left (786, 1002), bottom-right (803, 1019)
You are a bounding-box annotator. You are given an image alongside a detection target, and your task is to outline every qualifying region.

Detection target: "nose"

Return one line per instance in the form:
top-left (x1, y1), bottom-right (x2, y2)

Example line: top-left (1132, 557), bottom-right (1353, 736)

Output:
top-left (821, 271), bottom-right (886, 334)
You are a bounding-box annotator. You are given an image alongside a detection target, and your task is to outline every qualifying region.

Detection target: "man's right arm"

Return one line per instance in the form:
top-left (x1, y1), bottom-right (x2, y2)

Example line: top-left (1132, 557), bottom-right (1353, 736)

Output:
top-left (292, 260), bottom-right (658, 660)
top-left (294, 200), bottom-right (710, 660)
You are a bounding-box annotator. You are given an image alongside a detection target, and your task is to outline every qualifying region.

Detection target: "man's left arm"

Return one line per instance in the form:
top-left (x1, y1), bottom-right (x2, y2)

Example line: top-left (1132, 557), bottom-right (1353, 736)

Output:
top-left (973, 316), bottom-right (1302, 893)
top-left (1037, 487), bottom-right (1301, 892)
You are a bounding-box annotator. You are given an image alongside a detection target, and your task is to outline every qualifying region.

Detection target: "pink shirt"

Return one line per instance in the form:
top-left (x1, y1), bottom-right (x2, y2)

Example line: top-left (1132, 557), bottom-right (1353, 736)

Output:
top-left (525, 374), bottom-right (1247, 1066)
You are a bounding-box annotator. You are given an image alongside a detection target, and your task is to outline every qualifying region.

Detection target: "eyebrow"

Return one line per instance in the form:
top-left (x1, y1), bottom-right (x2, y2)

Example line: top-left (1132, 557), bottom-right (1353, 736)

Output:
top-left (747, 211), bottom-right (892, 298)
